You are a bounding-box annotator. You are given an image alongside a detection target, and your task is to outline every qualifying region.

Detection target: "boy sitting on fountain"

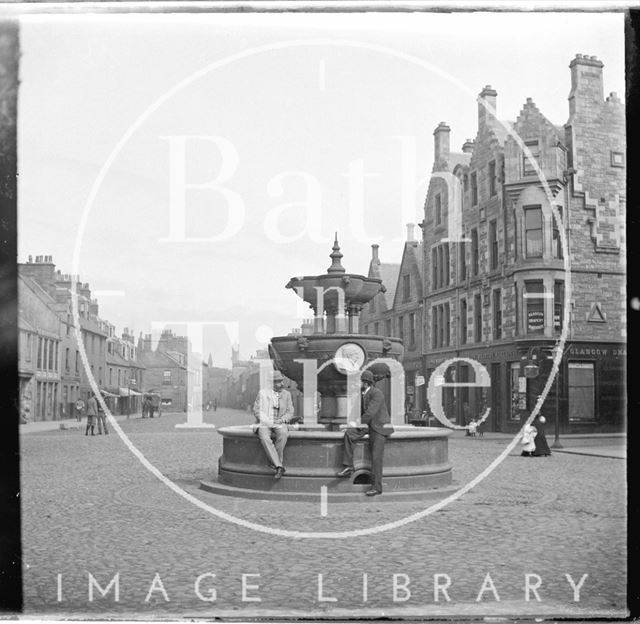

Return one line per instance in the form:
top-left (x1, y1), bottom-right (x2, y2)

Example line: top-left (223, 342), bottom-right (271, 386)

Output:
top-left (252, 370), bottom-right (295, 480)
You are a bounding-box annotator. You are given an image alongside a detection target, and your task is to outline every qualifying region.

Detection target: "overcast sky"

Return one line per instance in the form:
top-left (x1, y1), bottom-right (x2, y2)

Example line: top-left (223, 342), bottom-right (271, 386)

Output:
top-left (17, 11), bottom-right (625, 368)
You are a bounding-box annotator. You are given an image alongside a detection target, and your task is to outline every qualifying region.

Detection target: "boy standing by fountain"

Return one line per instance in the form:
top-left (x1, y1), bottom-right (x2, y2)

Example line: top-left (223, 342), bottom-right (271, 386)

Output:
top-left (252, 370), bottom-right (295, 479)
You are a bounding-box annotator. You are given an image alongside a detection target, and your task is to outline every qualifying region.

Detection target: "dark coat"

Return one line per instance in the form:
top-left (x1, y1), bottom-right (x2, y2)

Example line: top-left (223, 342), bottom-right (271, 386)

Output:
top-left (361, 386), bottom-right (393, 437)
top-left (532, 417), bottom-right (552, 456)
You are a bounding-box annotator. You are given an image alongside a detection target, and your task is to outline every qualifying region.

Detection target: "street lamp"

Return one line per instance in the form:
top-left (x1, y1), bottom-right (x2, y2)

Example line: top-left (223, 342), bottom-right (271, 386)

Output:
top-left (548, 344), bottom-right (571, 450)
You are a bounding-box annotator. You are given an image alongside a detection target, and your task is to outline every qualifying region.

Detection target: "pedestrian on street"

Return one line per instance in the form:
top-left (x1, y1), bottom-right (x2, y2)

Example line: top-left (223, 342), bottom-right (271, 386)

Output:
top-left (96, 393), bottom-right (109, 435)
top-left (532, 414), bottom-right (552, 456)
top-left (337, 370), bottom-right (393, 496)
top-left (85, 393), bottom-right (97, 436)
top-left (75, 398), bottom-right (85, 423)
top-left (252, 370), bottom-right (295, 479)
top-left (520, 421), bottom-right (537, 457)
top-left (213, 398), bottom-right (217, 412)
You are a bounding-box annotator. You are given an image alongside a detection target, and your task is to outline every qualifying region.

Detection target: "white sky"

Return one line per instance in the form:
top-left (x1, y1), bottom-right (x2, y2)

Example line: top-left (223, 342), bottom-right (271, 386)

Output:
top-left (17, 11), bottom-right (625, 367)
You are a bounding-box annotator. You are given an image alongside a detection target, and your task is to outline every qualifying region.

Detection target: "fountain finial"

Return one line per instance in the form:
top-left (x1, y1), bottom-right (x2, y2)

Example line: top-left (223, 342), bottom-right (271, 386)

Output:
top-left (327, 232), bottom-right (345, 274)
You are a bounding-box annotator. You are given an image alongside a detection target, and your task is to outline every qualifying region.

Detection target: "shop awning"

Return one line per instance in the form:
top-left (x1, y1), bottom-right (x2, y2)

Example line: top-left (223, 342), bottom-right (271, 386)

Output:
top-left (119, 387), bottom-right (143, 397)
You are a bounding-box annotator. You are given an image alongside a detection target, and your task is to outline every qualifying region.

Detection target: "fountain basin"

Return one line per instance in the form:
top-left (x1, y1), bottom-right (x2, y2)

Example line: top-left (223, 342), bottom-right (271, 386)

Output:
top-left (200, 425), bottom-right (453, 501)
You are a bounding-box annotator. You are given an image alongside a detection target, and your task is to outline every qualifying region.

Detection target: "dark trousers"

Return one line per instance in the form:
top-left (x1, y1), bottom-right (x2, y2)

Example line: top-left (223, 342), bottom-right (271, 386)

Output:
top-left (96, 413), bottom-right (108, 434)
top-left (342, 426), bottom-right (386, 493)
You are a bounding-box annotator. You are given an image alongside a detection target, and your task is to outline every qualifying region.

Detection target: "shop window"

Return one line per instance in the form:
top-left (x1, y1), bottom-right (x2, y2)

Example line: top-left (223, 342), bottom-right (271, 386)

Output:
top-left (568, 362), bottom-right (596, 422)
top-left (525, 281), bottom-right (545, 334)
top-left (509, 362), bottom-right (525, 420)
top-left (524, 206), bottom-right (543, 257)
top-left (554, 281), bottom-right (564, 331)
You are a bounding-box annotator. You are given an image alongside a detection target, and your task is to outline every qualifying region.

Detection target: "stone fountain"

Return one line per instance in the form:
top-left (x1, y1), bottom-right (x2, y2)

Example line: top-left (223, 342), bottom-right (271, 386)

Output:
top-left (200, 238), bottom-right (453, 501)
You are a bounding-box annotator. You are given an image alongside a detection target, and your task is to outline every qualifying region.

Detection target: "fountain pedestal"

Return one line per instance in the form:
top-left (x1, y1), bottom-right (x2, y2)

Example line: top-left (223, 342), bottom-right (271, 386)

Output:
top-left (199, 237), bottom-right (453, 501)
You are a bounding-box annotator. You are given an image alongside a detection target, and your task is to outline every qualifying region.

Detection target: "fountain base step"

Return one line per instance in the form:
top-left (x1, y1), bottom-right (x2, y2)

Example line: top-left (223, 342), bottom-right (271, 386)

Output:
top-left (199, 479), bottom-right (459, 502)
top-left (208, 425), bottom-right (454, 500)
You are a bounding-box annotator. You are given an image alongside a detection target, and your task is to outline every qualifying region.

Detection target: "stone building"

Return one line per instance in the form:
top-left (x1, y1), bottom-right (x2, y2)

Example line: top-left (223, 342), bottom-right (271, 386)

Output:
top-left (360, 244), bottom-right (400, 338)
top-left (137, 329), bottom-right (199, 411)
top-left (18, 274), bottom-right (63, 421)
top-left (421, 54), bottom-right (625, 434)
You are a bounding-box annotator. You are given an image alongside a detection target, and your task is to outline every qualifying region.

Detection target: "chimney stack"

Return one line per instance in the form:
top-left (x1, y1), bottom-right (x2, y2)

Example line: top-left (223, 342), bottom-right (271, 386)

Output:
top-left (433, 122), bottom-right (451, 170)
top-left (406, 223), bottom-right (416, 242)
top-left (461, 139), bottom-right (475, 154)
top-left (478, 85), bottom-right (498, 130)
top-left (568, 54), bottom-right (604, 116)
top-left (371, 244), bottom-right (380, 263)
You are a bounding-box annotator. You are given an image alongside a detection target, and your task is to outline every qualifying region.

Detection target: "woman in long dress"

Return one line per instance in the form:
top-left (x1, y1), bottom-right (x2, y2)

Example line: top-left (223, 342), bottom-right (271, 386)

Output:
top-left (532, 414), bottom-right (552, 456)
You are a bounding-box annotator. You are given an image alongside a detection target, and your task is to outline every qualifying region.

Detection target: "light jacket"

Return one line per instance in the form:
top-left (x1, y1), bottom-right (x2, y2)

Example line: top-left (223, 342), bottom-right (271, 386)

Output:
top-left (253, 388), bottom-right (294, 426)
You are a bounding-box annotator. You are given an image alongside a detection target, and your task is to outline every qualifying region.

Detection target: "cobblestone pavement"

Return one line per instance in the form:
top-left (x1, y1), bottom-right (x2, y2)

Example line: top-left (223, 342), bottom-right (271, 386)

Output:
top-left (20, 409), bottom-right (627, 619)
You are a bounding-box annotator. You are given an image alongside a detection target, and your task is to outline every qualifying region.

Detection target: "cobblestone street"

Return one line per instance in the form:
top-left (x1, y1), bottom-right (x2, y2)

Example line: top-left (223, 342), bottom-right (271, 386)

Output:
top-left (20, 409), bottom-right (627, 618)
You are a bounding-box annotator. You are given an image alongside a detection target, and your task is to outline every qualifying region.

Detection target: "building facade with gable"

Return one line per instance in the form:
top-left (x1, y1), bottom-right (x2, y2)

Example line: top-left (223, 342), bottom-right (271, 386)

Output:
top-left (420, 54), bottom-right (625, 434)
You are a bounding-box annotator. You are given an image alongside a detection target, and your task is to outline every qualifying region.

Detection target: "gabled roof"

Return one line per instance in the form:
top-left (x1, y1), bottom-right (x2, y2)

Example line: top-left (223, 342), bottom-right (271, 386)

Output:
top-left (138, 349), bottom-right (187, 370)
top-left (377, 262), bottom-right (401, 309)
top-left (393, 241), bottom-right (423, 307)
top-left (492, 120), bottom-right (515, 145)
top-left (449, 152), bottom-right (471, 171)
top-left (20, 275), bottom-right (56, 307)
top-left (106, 350), bottom-right (129, 367)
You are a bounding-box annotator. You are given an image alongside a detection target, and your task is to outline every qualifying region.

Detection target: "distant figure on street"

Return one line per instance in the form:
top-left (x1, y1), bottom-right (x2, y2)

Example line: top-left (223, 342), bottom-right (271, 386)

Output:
top-left (337, 370), bottom-right (393, 496)
top-left (213, 398), bottom-right (218, 412)
top-left (532, 414), bottom-right (551, 456)
top-left (142, 396), bottom-right (149, 418)
top-left (468, 419), bottom-right (478, 437)
top-left (520, 421), bottom-right (537, 457)
top-left (85, 393), bottom-right (97, 436)
top-left (75, 398), bottom-right (85, 422)
top-left (253, 370), bottom-right (295, 479)
top-left (96, 393), bottom-right (109, 435)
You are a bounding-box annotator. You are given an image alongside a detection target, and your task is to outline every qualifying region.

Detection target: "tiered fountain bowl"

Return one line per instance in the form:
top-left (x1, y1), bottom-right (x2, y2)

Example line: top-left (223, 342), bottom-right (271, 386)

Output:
top-left (200, 237), bottom-right (453, 501)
